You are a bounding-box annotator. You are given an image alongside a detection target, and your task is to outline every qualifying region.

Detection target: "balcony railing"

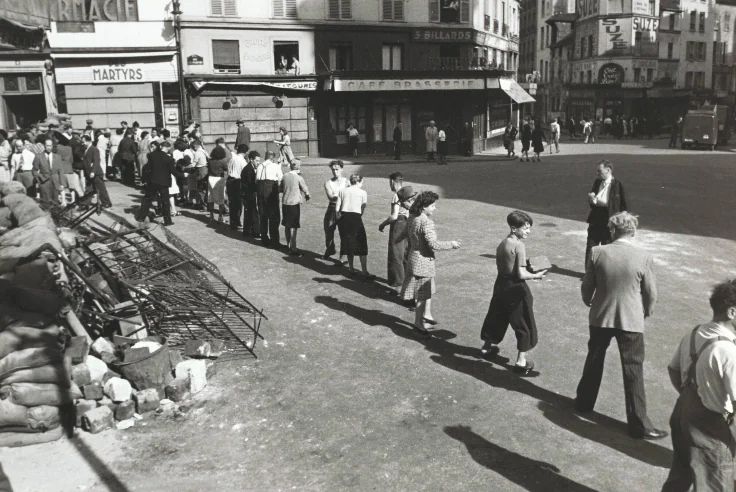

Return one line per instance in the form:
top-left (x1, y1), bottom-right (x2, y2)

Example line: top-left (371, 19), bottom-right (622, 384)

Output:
top-left (425, 57), bottom-right (508, 71)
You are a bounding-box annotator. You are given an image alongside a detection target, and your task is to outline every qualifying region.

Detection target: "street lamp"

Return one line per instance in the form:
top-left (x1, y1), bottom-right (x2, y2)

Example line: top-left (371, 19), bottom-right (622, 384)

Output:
top-left (172, 0), bottom-right (187, 135)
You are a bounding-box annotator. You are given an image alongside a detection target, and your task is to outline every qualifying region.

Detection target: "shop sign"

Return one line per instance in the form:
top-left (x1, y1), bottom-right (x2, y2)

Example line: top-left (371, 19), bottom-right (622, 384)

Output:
top-left (53, 0), bottom-right (139, 22)
top-left (598, 63), bottom-right (624, 85)
top-left (270, 81), bottom-right (317, 90)
top-left (600, 18), bottom-right (631, 52)
top-left (621, 81), bottom-right (653, 88)
top-left (56, 22), bottom-right (95, 33)
top-left (632, 59), bottom-right (657, 69)
top-left (412, 29), bottom-right (473, 43)
top-left (92, 63), bottom-right (145, 83)
top-left (575, 61), bottom-right (597, 73)
top-left (577, 0), bottom-right (599, 20)
top-left (187, 55), bottom-right (204, 66)
top-left (633, 16), bottom-right (659, 31)
top-left (632, 0), bottom-right (651, 15)
top-left (334, 79), bottom-right (483, 91)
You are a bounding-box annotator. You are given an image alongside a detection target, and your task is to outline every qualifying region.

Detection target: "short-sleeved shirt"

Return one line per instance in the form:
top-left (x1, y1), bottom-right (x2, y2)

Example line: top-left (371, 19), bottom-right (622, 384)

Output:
top-left (391, 193), bottom-right (410, 218)
top-left (192, 148), bottom-right (208, 168)
top-left (669, 322), bottom-right (736, 414)
top-left (496, 236), bottom-right (524, 277)
top-left (336, 185), bottom-right (367, 214)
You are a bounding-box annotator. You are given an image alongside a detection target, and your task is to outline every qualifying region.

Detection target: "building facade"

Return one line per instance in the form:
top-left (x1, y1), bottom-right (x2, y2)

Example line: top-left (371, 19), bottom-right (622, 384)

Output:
top-left (712, 0), bottom-right (736, 108)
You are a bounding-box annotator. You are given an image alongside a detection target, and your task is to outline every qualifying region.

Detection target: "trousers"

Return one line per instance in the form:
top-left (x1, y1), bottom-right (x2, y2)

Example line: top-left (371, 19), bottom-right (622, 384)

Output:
top-left (257, 180), bottom-right (280, 246)
top-left (243, 192), bottom-right (260, 237)
top-left (575, 327), bottom-right (653, 436)
top-left (92, 175), bottom-right (112, 207)
top-left (585, 220), bottom-right (612, 267)
top-left (136, 184), bottom-right (171, 225)
top-left (324, 203), bottom-right (338, 256)
top-left (226, 178), bottom-right (242, 229)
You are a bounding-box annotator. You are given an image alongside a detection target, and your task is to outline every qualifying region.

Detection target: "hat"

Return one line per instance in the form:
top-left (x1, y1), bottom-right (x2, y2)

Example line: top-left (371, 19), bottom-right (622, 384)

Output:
top-left (396, 186), bottom-right (417, 202)
top-left (236, 119), bottom-right (244, 124)
top-left (85, 119), bottom-right (94, 125)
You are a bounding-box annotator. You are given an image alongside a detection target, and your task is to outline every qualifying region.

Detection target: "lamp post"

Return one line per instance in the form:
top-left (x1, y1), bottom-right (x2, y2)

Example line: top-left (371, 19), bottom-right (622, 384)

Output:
top-left (172, 0), bottom-right (187, 135)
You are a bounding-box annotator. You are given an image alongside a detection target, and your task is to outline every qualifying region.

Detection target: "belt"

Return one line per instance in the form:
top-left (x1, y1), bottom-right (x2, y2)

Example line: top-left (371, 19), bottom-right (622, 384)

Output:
top-left (227, 177), bottom-right (241, 180)
top-left (16, 169), bottom-right (32, 173)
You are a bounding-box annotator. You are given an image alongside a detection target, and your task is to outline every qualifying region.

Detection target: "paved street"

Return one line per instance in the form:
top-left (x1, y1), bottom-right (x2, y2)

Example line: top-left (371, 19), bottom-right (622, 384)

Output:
top-left (4, 138), bottom-right (736, 492)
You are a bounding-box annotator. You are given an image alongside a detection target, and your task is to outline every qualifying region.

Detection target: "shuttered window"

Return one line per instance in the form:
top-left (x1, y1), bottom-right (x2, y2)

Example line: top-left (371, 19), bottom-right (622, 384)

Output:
top-left (382, 0), bottom-right (405, 21)
top-left (212, 40), bottom-right (241, 73)
top-left (432, 0), bottom-right (470, 23)
top-left (460, 0), bottom-right (470, 23)
top-left (328, 0), bottom-right (352, 19)
top-left (430, 0), bottom-right (440, 21)
top-left (273, 0), bottom-right (298, 18)
top-left (210, 0), bottom-right (237, 16)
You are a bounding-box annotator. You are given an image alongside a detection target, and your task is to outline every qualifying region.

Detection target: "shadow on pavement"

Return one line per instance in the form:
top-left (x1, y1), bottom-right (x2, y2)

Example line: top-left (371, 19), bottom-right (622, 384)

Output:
top-left (70, 436), bottom-right (131, 492)
top-left (444, 425), bottom-right (599, 492)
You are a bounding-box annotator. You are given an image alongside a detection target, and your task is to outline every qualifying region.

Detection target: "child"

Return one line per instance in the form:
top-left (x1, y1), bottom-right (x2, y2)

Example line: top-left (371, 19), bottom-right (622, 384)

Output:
top-left (280, 159), bottom-right (310, 256)
top-left (479, 210), bottom-right (547, 375)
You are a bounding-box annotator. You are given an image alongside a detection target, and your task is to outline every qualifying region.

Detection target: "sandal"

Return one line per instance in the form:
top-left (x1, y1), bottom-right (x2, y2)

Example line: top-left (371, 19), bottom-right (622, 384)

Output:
top-left (423, 317), bottom-right (438, 326)
top-left (512, 360), bottom-right (535, 376)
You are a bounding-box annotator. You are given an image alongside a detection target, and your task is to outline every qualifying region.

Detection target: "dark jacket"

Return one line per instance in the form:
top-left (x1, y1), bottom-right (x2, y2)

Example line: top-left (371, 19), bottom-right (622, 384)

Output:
top-left (235, 126), bottom-right (251, 148)
top-left (240, 162), bottom-right (258, 195)
top-left (70, 136), bottom-right (85, 170)
top-left (393, 125), bottom-right (402, 143)
top-left (586, 177), bottom-right (627, 224)
top-left (83, 145), bottom-right (103, 176)
top-left (118, 136), bottom-right (137, 161)
top-left (207, 157), bottom-right (229, 178)
top-left (143, 150), bottom-right (181, 188)
top-left (56, 144), bottom-right (74, 174)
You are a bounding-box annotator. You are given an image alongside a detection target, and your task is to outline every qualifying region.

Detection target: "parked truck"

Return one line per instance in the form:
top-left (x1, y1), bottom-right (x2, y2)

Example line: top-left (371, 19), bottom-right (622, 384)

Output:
top-left (701, 104), bottom-right (732, 145)
top-left (681, 109), bottom-right (719, 150)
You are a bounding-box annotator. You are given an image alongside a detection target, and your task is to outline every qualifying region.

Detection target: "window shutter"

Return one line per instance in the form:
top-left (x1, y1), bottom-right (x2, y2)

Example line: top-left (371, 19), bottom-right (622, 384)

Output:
top-left (273, 0), bottom-right (284, 17)
top-left (430, 0), bottom-right (440, 22)
top-left (212, 40), bottom-right (240, 68)
top-left (382, 0), bottom-right (392, 19)
top-left (329, 0), bottom-right (340, 18)
top-left (285, 0), bottom-right (297, 17)
top-left (394, 0), bottom-right (404, 20)
top-left (460, 0), bottom-right (470, 23)
top-left (223, 0), bottom-right (237, 16)
top-left (211, 0), bottom-right (223, 16)
top-left (340, 0), bottom-right (351, 18)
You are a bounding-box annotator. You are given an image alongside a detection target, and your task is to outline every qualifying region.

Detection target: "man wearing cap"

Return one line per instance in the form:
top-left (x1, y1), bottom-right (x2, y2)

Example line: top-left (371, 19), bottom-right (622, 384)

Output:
top-left (235, 120), bottom-right (251, 150)
top-left (227, 144), bottom-right (248, 230)
top-left (82, 134), bottom-right (112, 208)
top-left (135, 140), bottom-right (182, 227)
top-left (32, 138), bottom-right (64, 203)
top-left (379, 173), bottom-right (414, 293)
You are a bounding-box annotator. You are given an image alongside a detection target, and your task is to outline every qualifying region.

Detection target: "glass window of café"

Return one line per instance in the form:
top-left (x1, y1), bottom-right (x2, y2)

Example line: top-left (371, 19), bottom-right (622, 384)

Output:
top-left (372, 103), bottom-right (412, 143)
top-left (329, 103), bottom-right (367, 144)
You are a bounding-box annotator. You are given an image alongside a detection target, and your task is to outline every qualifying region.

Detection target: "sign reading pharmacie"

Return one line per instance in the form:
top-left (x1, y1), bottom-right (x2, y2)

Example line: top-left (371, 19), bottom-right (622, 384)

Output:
top-left (52, 0), bottom-right (139, 22)
top-left (334, 78), bottom-right (484, 91)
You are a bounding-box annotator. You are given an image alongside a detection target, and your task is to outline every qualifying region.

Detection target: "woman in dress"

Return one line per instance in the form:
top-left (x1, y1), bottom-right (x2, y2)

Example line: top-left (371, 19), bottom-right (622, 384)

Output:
top-left (378, 173), bottom-right (415, 294)
top-left (207, 145), bottom-right (229, 224)
top-left (273, 127), bottom-right (294, 166)
top-left (479, 210), bottom-right (547, 375)
top-left (347, 123), bottom-right (359, 157)
top-left (323, 160), bottom-right (350, 262)
top-left (503, 122), bottom-right (517, 158)
top-left (520, 119), bottom-right (532, 162)
top-left (335, 174), bottom-right (373, 279)
top-left (531, 119), bottom-right (547, 162)
top-left (399, 191), bottom-right (460, 337)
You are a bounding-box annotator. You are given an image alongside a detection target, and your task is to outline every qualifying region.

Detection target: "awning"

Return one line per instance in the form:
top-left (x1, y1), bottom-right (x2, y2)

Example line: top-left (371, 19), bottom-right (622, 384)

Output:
top-left (51, 51), bottom-right (177, 59)
top-left (488, 78), bottom-right (536, 103)
top-left (191, 80), bottom-right (318, 91)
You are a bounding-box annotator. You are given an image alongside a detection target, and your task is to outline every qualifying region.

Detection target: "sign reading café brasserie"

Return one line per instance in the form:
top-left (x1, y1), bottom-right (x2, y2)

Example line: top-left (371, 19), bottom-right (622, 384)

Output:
top-left (334, 79), bottom-right (483, 91)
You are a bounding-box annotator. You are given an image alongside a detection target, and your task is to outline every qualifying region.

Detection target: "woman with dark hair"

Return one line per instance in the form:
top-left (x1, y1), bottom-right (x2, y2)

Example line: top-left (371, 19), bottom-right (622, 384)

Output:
top-left (207, 145), bottom-right (229, 223)
top-left (273, 127), bottom-right (294, 166)
top-left (520, 119), bottom-right (532, 162)
top-left (399, 191), bottom-right (460, 337)
top-left (480, 210), bottom-right (547, 375)
top-left (531, 119), bottom-right (547, 162)
top-left (335, 174), bottom-right (373, 279)
top-left (323, 160), bottom-right (350, 262)
top-left (379, 172), bottom-right (414, 294)
top-left (347, 123), bottom-right (359, 157)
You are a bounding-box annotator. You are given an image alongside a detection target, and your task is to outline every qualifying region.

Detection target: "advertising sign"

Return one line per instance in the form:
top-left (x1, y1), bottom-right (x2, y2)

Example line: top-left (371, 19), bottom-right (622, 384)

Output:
top-left (632, 0), bottom-right (651, 15)
top-left (599, 17), bottom-right (631, 53)
top-left (334, 79), bottom-right (483, 91)
top-left (598, 63), bottom-right (624, 84)
top-left (412, 29), bottom-right (474, 43)
top-left (633, 16), bottom-right (659, 31)
top-left (577, 0), bottom-right (599, 20)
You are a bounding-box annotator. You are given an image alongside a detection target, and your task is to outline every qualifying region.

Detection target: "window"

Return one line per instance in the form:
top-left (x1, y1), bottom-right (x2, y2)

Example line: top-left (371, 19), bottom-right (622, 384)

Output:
top-left (699, 41), bottom-right (706, 60)
top-left (694, 71), bottom-right (704, 88)
top-left (210, 0), bottom-right (237, 16)
top-left (699, 12), bottom-right (705, 32)
top-left (579, 71), bottom-right (584, 83)
top-left (634, 67), bottom-right (641, 82)
top-left (432, 0), bottom-right (470, 23)
top-left (648, 0), bottom-right (655, 15)
top-left (328, 0), bottom-right (351, 19)
top-left (329, 104), bottom-right (366, 139)
top-left (668, 12), bottom-right (675, 30)
top-left (726, 13), bottom-right (731, 31)
top-left (635, 31), bottom-right (642, 48)
top-left (382, 0), bottom-right (405, 21)
top-left (274, 41), bottom-right (300, 74)
top-left (667, 42), bottom-right (673, 59)
top-left (646, 68), bottom-right (653, 81)
top-left (272, 0), bottom-right (296, 18)
top-left (329, 44), bottom-right (353, 71)
top-left (715, 14), bottom-right (720, 30)
top-left (588, 34), bottom-right (593, 56)
top-left (586, 70), bottom-right (592, 83)
top-left (581, 37), bottom-right (587, 58)
top-left (382, 44), bottom-right (402, 70)
top-left (540, 27), bottom-right (544, 49)
top-left (212, 40), bottom-right (240, 74)
top-left (685, 71), bottom-right (694, 88)
top-left (546, 25), bottom-right (550, 46)
top-left (690, 11), bottom-right (696, 31)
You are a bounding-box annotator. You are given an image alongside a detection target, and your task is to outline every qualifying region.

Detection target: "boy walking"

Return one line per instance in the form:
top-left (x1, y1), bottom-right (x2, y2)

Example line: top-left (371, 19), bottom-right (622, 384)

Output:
top-left (280, 159), bottom-right (310, 256)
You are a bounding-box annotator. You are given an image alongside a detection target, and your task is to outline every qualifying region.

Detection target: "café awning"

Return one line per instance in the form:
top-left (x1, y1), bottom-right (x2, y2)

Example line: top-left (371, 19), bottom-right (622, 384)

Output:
top-left (488, 78), bottom-right (536, 103)
top-left (191, 79), bottom-right (318, 92)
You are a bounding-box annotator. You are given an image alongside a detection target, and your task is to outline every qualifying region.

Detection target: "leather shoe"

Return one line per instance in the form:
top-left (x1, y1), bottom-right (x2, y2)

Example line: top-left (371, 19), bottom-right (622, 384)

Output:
top-left (632, 429), bottom-right (668, 440)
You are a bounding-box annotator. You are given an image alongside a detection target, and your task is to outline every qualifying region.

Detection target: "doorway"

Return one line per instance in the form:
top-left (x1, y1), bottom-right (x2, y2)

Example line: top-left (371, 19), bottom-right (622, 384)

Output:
top-left (3, 95), bottom-right (46, 129)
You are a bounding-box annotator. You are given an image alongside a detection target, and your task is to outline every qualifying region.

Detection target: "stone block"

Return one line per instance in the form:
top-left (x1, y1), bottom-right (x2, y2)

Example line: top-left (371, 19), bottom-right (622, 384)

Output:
top-left (75, 399), bottom-right (97, 427)
top-left (290, 119), bottom-right (308, 132)
top-left (255, 107), bottom-right (291, 120)
top-left (66, 336), bottom-right (89, 364)
top-left (115, 400), bottom-right (136, 421)
top-left (104, 377), bottom-right (132, 403)
top-left (97, 397), bottom-right (118, 413)
top-left (82, 381), bottom-right (104, 400)
top-left (100, 351), bottom-right (118, 364)
top-left (175, 360), bottom-right (207, 394)
top-left (208, 339), bottom-right (225, 358)
top-left (290, 107), bottom-right (308, 120)
top-left (168, 350), bottom-right (184, 371)
top-left (90, 337), bottom-right (115, 358)
top-left (101, 370), bottom-right (119, 384)
top-left (202, 121), bottom-right (225, 136)
top-left (86, 355), bottom-right (108, 382)
top-left (71, 363), bottom-right (92, 387)
top-left (165, 377), bottom-right (190, 402)
top-left (184, 340), bottom-right (211, 358)
top-left (82, 406), bottom-right (114, 434)
top-left (133, 388), bottom-right (160, 413)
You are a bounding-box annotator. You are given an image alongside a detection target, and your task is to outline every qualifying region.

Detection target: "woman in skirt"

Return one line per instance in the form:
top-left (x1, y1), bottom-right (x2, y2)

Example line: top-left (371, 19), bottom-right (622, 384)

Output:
top-left (479, 210), bottom-right (547, 375)
top-left (273, 127), bottom-right (295, 166)
top-left (520, 119), bottom-right (532, 162)
top-left (398, 191), bottom-right (460, 337)
top-left (323, 160), bottom-right (350, 262)
top-left (335, 174), bottom-right (373, 279)
top-left (531, 119), bottom-right (547, 162)
top-left (207, 145), bottom-right (229, 223)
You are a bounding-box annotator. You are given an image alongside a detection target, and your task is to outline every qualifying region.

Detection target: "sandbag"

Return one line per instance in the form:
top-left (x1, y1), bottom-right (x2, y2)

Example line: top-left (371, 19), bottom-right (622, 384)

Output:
top-left (0, 279), bottom-right (65, 317)
top-left (0, 347), bottom-right (64, 382)
top-left (0, 382), bottom-right (81, 407)
top-left (0, 215), bottom-right (61, 275)
top-left (0, 325), bottom-right (62, 360)
top-left (13, 256), bottom-right (68, 291)
top-left (0, 400), bottom-right (60, 432)
top-left (0, 181), bottom-right (27, 199)
top-left (0, 304), bottom-right (55, 331)
top-left (0, 425), bottom-right (64, 448)
top-left (0, 355), bottom-right (71, 388)
top-left (0, 209), bottom-right (11, 231)
top-left (2, 194), bottom-right (45, 228)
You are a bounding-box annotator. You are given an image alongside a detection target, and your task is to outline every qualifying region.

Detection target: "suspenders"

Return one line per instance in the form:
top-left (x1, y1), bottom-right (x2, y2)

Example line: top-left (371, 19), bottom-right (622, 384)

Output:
top-left (682, 325), bottom-right (735, 389)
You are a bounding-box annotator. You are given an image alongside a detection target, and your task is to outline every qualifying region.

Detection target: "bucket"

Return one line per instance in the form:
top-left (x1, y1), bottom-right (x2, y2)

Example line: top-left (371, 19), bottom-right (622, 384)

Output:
top-left (112, 336), bottom-right (170, 391)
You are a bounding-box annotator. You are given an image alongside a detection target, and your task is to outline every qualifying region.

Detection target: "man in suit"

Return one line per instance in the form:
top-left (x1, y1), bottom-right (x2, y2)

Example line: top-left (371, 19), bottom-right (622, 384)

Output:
top-left (82, 134), bottom-right (112, 208)
top-left (235, 120), bottom-right (251, 150)
top-left (585, 159), bottom-right (627, 267)
top-left (575, 211), bottom-right (667, 440)
top-left (135, 140), bottom-right (182, 227)
top-left (117, 129), bottom-right (138, 186)
top-left (32, 138), bottom-right (64, 203)
top-left (241, 150), bottom-right (261, 238)
top-left (69, 128), bottom-right (86, 191)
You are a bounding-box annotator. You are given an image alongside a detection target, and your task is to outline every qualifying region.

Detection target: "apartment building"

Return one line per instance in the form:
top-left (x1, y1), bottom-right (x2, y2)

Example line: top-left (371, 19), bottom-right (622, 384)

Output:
top-left (712, 0), bottom-right (736, 108)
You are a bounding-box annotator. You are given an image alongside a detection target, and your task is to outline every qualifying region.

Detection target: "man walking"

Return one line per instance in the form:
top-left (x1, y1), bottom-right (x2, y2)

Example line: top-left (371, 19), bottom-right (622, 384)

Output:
top-left (393, 122), bottom-right (402, 161)
top-left (575, 212), bottom-right (667, 440)
top-left (585, 160), bottom-right (627, 267)
top-left (241, 150), bottom-right (261, 238)
top-left (54, 133), bottom-right (83, 202)
top-left (425, 120), bottom-right (438, 162)
top-left (227, 144), bottom-right (248, 230)
top-left (235, 120), bottom-right (251, 150)
top-left (663, 279), bottom-right (736, 491)
top-left (550, 118), bottom-right (560, 153)
top-left (82, 134), bottom-right (112, 208)
top-left (32, 138), bottom-right (64, 203)
top-left (118, 129), bottom-right (137, 186)
top-left (669, 116), bottom-right (682, 148)
top-left (135, 141), bottom-right (182, 227)
top-left (256, 150), bottom-right (283, 248)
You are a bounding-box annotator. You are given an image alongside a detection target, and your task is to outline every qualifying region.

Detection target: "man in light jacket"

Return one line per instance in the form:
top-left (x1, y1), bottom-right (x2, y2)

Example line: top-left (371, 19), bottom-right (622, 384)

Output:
top-left (424, 120), bottom-right (438, 162)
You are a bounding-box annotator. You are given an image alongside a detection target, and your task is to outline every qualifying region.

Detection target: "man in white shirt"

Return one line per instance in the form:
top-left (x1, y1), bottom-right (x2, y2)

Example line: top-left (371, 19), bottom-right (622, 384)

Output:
top-left (256, 150), bottom-right (284, 248)
top-left (226, 144), bottom-right (248, 230)
top-left (11, 139), bottom-right (37, 196)
top-left (663, 280), bottom-right (736, 491)
top-left (437, 126), bottom-right (448, 165)
top-left (550, 118), bottom-right (560, 153)
top-left (585, 160), bottom-right (627, 267)
top-left (32, 138), bottom-right (64, 203)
